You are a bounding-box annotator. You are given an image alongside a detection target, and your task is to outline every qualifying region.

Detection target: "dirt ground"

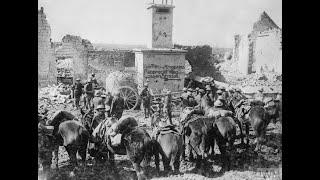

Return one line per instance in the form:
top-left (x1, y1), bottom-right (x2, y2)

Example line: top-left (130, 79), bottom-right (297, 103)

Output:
top-left (38, 101), bottom-right (282, 180)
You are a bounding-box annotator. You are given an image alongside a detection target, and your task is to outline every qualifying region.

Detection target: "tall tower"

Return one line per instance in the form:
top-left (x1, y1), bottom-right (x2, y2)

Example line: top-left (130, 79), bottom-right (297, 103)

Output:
top-left (147, 0), bottom-right (175, 49)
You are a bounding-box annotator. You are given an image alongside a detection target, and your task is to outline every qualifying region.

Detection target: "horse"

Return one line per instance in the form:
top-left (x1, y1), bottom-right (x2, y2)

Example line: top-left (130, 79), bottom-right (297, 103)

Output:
top-left (212, 116), bottom-right (237, 170)
top-left (227, 96), bottom-right (277, 151)
top-left (46, 110), bottom-right (89, 169)
top-left (182, 103), bottom-right (237, 169)
top-left (200, 96), bottom-right (244, 152)
top-left (179, 107), bottom-right (215, 171)
top-left (89, 116), bottom-right (162, 180)
top-left (152, 117), bottom-right (183, 174)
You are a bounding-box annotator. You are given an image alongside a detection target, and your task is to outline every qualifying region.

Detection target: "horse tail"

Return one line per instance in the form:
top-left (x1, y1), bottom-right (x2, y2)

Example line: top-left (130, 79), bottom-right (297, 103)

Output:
top-left (141, 139), bottom-right (157, 166)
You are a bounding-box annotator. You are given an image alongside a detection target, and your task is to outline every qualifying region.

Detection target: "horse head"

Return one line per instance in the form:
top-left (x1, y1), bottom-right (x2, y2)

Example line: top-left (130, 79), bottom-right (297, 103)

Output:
top-left (180, 107), bottom-right (194, 123)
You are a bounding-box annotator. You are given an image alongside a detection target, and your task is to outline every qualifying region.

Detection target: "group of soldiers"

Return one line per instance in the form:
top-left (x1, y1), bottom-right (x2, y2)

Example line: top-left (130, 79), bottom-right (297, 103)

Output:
top-left (71, 73), bottom-right (125, 123)
top-left (71, 75), bottom-right (281, 127)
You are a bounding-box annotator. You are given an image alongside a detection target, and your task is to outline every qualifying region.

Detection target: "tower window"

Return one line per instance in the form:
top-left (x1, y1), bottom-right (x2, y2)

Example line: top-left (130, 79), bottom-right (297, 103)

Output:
top-left (156, 8), bottom-right (170, 13)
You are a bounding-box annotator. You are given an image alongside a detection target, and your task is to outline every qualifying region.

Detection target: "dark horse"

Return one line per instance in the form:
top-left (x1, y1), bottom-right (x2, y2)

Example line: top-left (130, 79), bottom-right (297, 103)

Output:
top-left (46, 110), bottom-right (89, 169)
top-left (89, 116), bottom-right (162, 180)
top-left (227, 96), bottom-right (277, 151)
top-left (153, 117), bottom-right (184, 174)
top-left (180, 107), bottom-right (237, 171)
top-left (179, 107), bottom-right (215, 172)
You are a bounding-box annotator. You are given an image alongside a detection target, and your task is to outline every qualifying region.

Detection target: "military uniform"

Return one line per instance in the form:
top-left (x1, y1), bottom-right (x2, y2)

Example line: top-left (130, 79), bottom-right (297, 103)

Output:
top-left (93, 91), bottom-right (105, 110)
top-left (110, 93), bottom-right (125, 120)
top-left (84, 80), bottom-right (94, 109)
top-left (163, 91), bottom-right (173, 124)
top-left (90, 73), bottom-right (99, 89)
top-left (186, 95), bottom-right (198, 108)
top-left (140, 85), bottom-right (152, 118)
top-left (72, 79), bottom-right (83, 109)
top-left (254, 88), bottom-right (264, 101)
top-left (92, 104), bottom-right (106, 129)
top-left (205, 85), bottom-right (215, 107)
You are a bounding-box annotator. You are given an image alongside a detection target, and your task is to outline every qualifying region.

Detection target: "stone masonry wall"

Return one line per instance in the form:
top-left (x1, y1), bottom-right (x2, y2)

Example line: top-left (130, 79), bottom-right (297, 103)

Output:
top-left (38, 7), bottom-right (56, 87)
top-left (55, 35), bottom-right (94, 82)
top-left (87, 50), bottom-right (135, 88)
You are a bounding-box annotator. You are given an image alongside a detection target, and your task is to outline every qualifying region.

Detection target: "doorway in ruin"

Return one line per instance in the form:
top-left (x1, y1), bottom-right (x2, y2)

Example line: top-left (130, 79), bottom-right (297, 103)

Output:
top-left (56, 57), bottom-right (74, 85)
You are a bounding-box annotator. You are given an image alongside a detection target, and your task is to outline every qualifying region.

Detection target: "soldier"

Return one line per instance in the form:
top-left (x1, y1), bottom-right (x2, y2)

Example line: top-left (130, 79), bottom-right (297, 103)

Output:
top-left (93, 90), bottom-right (104, 110)
top-left (187, 79), bottom-right (195, 89)
top-left (205, 85), bottom-right (215, 107)
top-left (92, 104), bottom-right (106, 128)
top-left (228, 87), bottom-right (235, 98)
top-left (195, 88), bottom-right (205, 105)
top-left (187, 88), bottom-right (194, 97)
top-left (210, 80), bottom-right (218, 97)
top-left (84, 79), bottom-right (94, 110)
top-left (90, 73), bottom-right (99, 89)
top-left (140, 84), bottom-right (152, 118)
top-left (163, 91), bottom-right (173, 125)
top-left (186, 94), bottom-right (198, 108)
top-left (254, 88), bottom-right (264, 101)
top-left (110, 91), bottom-right (125, 120)
top-left (71, 78), bottom-right (83, 109)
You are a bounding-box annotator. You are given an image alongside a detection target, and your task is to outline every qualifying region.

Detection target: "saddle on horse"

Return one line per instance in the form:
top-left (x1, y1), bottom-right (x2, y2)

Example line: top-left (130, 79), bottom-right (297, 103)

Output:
top-left (155, 125), bottom-right (180, 140)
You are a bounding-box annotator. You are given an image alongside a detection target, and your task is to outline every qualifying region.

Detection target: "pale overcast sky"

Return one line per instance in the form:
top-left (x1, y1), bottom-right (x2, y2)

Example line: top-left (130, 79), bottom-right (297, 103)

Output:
top-left (38, 0), bottom-right (282, 47)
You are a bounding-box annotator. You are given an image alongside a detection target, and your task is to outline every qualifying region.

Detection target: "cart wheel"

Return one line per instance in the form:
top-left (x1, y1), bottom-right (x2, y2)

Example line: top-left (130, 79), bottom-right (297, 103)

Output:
top-left (119, 86), bottom-right (139, 110)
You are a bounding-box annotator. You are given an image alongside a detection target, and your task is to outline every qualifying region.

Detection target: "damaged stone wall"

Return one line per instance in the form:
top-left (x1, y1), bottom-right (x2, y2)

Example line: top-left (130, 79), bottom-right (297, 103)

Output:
top-left (233, 11), bottom-right (282, 75)
top-left (55, 34), bottom-right (94, 82)
top-left (87, 50), bottom-right (135, 87)
top-left (38, 7), bottom-right (56, 87)
top-left (251, 29), bottom-right (282, 74)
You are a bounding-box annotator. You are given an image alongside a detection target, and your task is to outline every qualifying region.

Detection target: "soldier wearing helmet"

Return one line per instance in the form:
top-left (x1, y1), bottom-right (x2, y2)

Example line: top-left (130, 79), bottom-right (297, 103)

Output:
top-left (93, 90), bottom-right (105, 111)
top-left (84, 78), bottom-right (94, 109)
top-left (92, 104), bottom-right (106, 129)
top-left (163, 90), bottom-right (173, 124)
top-left (140, 83), bottom-right (152, 118)
top-left (110, 91), bottom-right (125, 120)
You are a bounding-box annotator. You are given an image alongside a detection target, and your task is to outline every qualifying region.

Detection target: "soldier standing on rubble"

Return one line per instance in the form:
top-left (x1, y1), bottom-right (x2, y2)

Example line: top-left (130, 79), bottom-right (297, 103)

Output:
top-left (84, 79), bottom-right (94, 110)
top-left (72, 78), bottom-right (83, 109)
top-left (140, 83), bottom-right (152, 118)
top-left (110, 91), bottom-right (125, 120)
top-left (163, 91), bottom-right (173, 125)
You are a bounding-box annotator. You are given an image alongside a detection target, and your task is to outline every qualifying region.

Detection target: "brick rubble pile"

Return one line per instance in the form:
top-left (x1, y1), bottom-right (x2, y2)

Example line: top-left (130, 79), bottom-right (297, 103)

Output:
top-left (218, 60), bottom-right (282, 94)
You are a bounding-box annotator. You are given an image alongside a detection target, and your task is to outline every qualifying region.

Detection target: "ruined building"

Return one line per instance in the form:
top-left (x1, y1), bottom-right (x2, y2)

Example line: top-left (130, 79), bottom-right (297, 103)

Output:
top-left (233, 11), bottom-right (282, 75)
top-left (38, 7), bottom-right (56, 86)
top-left (55, 35), bottom-right (94, 84)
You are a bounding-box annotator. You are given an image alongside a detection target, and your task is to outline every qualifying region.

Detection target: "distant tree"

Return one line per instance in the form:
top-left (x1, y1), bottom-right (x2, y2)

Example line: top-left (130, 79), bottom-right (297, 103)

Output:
top-left (184, 45), bottom-right (225, 82)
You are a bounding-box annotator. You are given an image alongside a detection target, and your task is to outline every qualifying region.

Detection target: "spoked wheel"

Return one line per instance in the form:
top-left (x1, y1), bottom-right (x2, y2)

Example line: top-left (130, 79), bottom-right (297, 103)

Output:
top-left (118, 86), bottom-right (139, 110)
